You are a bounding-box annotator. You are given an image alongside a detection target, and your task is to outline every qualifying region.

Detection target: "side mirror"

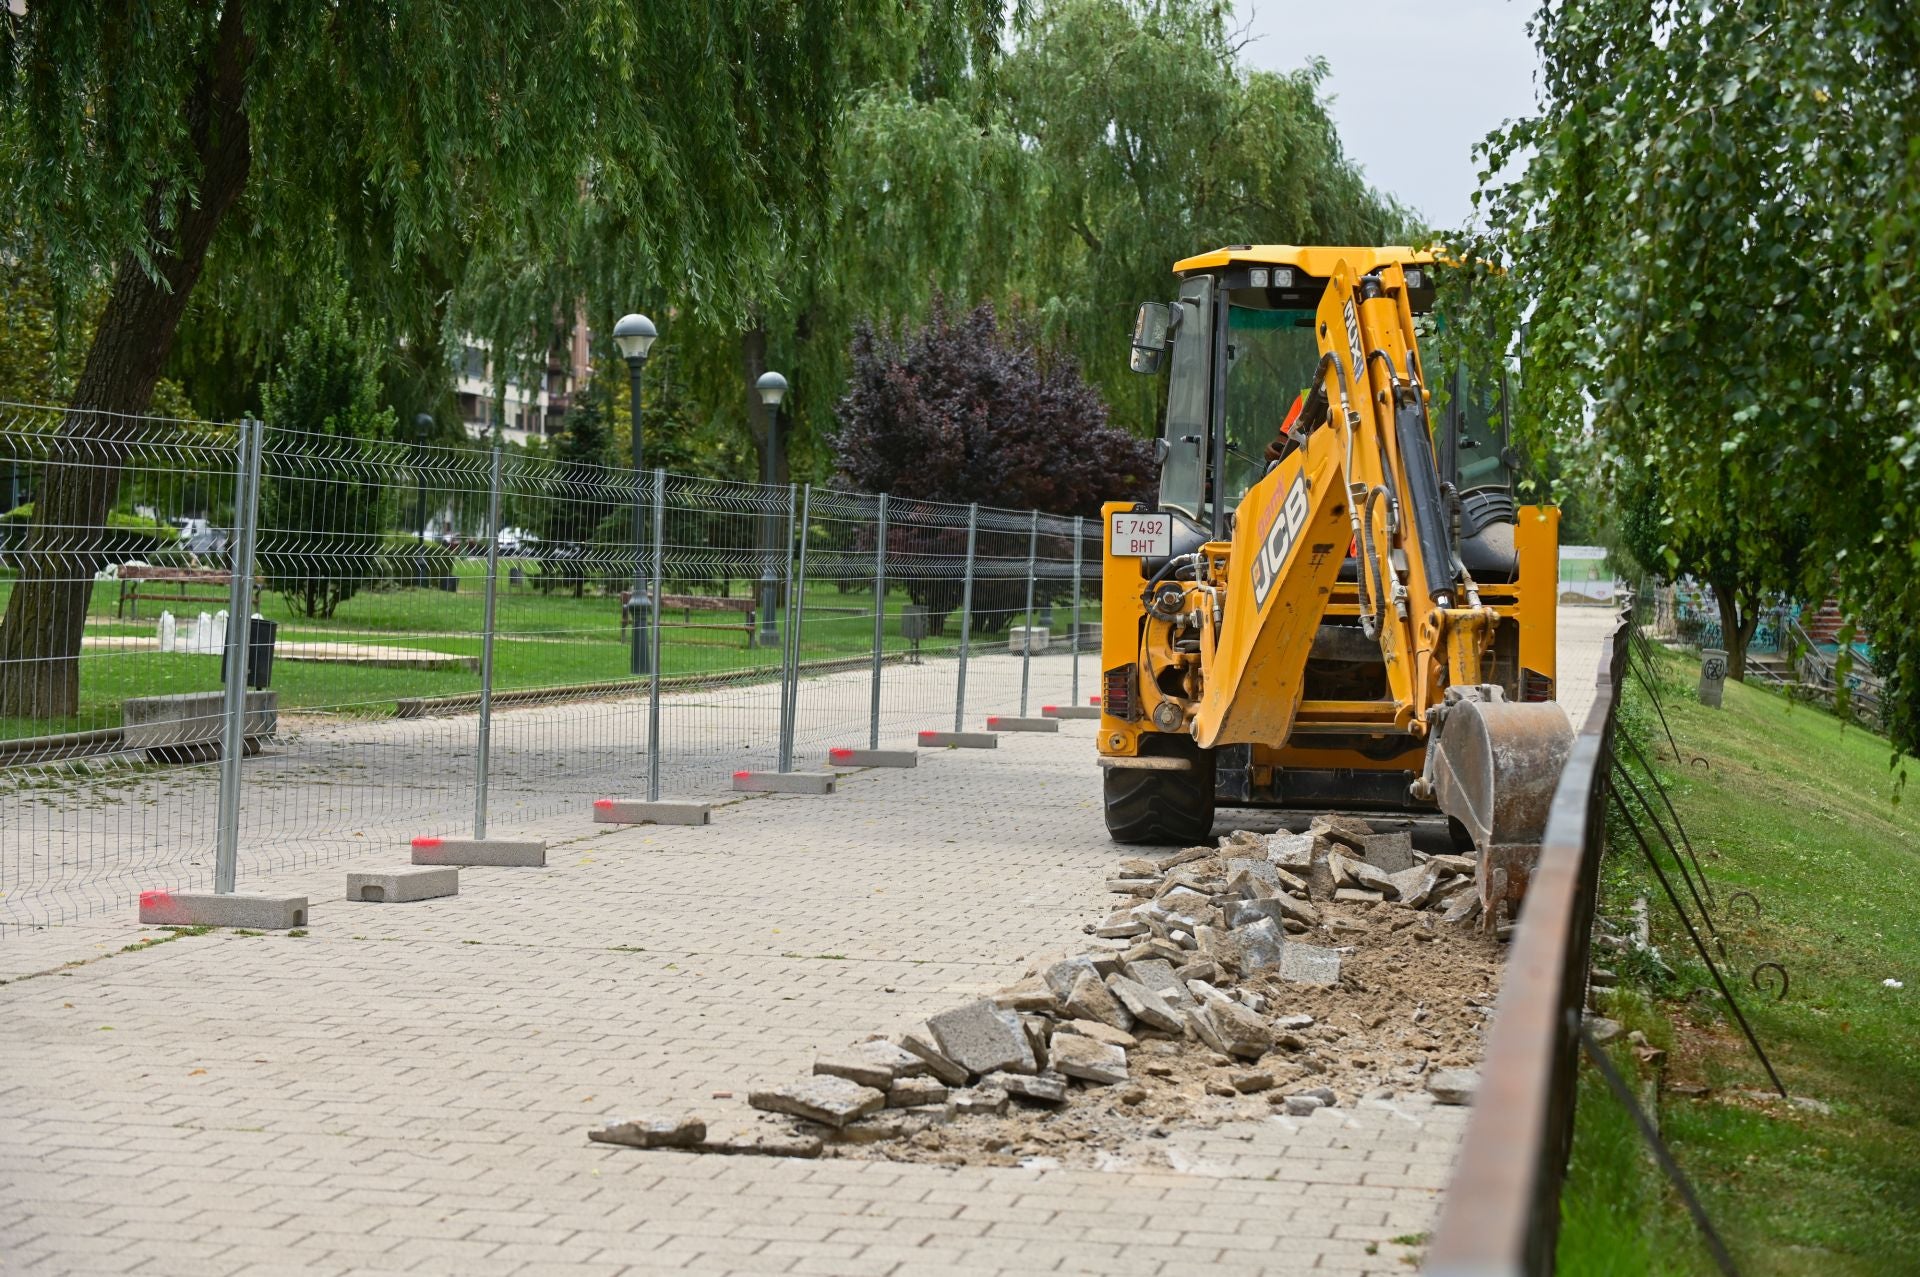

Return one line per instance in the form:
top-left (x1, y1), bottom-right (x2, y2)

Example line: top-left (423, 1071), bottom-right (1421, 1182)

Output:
top-left (1130, 301), bottom-right (1173, 374)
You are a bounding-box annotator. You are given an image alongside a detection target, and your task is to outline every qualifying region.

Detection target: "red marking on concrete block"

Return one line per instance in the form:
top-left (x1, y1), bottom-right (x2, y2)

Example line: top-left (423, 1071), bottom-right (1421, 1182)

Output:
top-left (411, 836), bottom-right (443, 849)
top-left (733, 770), bottom-right (752, 780)
top-left (829, 748), bottom-right (854, 761)
top-left (919, 730), bottom-right (937, 739)
top-left (593, 798), bottom-right (614, 809)
top-left (139, 890), bottom-right (172, 908)
top-left (1090, 695), bottom-right (1102, 705)
top-left (1042, 705), bottom-right (1058, 713)
top-left (987, 716), bottom-right (1003, 727)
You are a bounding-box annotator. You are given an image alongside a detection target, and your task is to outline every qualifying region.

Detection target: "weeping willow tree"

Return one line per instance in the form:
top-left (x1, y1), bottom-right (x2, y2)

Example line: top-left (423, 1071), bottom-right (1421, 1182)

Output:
top-left (662, 0), bottom-right (1416, 491)
top-left (0, 0), bottom-right (1005, 719)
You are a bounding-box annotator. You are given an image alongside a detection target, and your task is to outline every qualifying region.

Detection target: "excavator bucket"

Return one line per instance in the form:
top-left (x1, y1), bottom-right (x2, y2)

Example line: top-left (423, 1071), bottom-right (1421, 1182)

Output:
top-left (1422, 686), bottom-right (1575, 923)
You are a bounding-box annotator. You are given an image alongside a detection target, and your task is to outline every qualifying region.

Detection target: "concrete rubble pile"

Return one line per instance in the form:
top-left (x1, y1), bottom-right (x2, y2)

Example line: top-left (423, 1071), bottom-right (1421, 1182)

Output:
top-left (592, 814), bottom-right (1491, 1160)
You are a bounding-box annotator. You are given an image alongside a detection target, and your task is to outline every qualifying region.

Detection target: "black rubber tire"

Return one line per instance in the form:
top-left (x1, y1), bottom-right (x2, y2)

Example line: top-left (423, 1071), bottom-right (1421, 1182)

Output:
top-left (1103, 744), bottom-right (1217, 845)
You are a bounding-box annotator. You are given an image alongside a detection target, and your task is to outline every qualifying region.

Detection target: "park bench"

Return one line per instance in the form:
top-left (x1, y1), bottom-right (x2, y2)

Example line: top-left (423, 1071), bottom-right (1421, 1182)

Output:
top-left (116, 566), bottom-right (264, 621)
top-left (619, 590), bottom-right (757, 647)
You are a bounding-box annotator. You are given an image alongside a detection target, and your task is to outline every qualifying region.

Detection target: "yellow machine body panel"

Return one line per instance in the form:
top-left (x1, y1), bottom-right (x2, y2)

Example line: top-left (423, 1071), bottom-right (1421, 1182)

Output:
top-left (1189, 427), bottom-right (1350, 747)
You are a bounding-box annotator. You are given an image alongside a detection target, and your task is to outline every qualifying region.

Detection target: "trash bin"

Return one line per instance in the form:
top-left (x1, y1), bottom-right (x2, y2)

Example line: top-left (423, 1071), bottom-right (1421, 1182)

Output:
top-left (222, 616), bottom-right (278, 690)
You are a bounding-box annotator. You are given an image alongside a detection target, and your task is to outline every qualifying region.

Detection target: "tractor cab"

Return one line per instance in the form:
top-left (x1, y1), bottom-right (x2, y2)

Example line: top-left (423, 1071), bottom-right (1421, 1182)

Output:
top-left (1130, 246), bottom-right (1522, 581)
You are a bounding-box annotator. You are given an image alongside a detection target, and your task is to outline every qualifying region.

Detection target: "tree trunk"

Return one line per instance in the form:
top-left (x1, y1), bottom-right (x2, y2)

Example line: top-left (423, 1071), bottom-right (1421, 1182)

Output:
top-left (0, 3), bottom-right (253, 719)
top-left (1710, 579), bottom-right (1754, 681)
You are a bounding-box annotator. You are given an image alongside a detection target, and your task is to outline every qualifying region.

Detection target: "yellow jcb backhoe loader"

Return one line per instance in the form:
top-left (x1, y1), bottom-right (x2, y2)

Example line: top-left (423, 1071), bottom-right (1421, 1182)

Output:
top-left (1098, 246), bottom-right (1572, 918)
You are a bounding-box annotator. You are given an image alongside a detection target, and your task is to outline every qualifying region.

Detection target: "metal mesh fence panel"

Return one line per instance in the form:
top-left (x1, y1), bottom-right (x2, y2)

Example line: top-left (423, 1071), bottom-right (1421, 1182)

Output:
top-left (0, 407), bottom-right (246, 928)
top-left (0, 399), bottom-right (1106, 929)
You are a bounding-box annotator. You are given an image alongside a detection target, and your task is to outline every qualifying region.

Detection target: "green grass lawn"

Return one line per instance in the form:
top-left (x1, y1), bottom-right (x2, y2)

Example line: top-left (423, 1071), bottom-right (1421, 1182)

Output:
top-left (0, 563), bottom-right (1099, 739)
top-left (1556, 643), bottom-right (1920, 1275)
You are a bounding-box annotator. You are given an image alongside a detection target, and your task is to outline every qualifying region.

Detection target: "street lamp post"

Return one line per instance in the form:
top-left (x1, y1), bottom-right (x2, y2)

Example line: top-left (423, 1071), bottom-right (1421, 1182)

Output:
top-left (753, 371), bottom-right (788, 647)
top-left (613, 313), bottom-right (658, 675)
top-left (413, 412), bottom-right (433, 588)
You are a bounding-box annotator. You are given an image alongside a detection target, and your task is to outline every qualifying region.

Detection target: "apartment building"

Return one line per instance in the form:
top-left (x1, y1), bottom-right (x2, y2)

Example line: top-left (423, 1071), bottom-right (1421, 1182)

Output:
top-left (454, 316), bottom-right (594, 446)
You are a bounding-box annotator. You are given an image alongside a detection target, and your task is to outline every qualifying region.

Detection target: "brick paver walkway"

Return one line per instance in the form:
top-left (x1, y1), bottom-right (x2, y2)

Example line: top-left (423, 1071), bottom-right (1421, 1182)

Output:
top-left (0, 609), bottom-right (1614, 1276)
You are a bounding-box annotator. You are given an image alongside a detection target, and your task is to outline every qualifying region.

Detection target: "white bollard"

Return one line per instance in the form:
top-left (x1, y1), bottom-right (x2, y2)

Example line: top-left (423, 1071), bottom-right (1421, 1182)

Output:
top-left (158, 611), bottom-right (177, 653)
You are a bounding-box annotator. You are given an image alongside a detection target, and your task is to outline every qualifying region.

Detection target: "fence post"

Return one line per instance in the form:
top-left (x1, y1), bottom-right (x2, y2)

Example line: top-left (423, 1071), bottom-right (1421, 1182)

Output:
top-left (868, 493), bottom-right (888, 751)
top-left (775, 483), bottom-right (814, 771)
top-left (1071, 514), bottom-right (1083, 707)
top-left (953, 503), bottom-right (979, 732)
top-left (1020, 509), bottom-right (1038, 716)
top-left (775, 484), bottom-right (802, 772)
top-left (473, 445), bottom-right (503, 838)
top-left (648, 467), bottom-right (666, 801)
top-left (213, 417), bottom-right (264, 894)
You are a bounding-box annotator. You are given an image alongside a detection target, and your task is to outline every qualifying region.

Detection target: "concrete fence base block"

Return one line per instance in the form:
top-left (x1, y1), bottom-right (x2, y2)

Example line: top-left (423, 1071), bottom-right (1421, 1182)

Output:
top-left (1041, 705), bottom-right (1103, 720)
top-left (827, 747), bottom-right (918, 769)
top-left (918, 730), bottom-right (998, 749)
top-left (592, 798), bottom-right (713, 827)
top-left (411, 836), bottom-right (547, 867)
top-left (138, 890), bottom-right (308, 930)
top-left (733, 770), bottom-right (837, 795)
top-left (986, 715), bottom-right (1061, 733)
top-left (346, 867), bottom-right (458, 903)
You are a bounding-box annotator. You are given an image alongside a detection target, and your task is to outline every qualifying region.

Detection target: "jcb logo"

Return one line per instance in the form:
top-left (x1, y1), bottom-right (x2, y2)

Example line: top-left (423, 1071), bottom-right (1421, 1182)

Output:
top-left (1250, 475), bottom-right (1310, 610)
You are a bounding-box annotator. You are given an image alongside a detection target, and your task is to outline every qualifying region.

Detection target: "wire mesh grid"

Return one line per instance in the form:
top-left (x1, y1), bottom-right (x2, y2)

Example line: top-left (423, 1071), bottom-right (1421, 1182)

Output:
top-left (0, 405), bottom-right (247, 928)
top-left (0, 399), bottom-right (1108, 930)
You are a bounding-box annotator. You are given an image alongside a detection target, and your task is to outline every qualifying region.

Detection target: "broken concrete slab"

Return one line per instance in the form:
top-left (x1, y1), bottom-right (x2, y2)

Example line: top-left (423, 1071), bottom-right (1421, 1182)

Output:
top-left (1123, 958), bottom-right (1198, 1010)
top-left (1223, 858), bottom-right (1281, 891)
top-left (926, 1001), bottom-right (1036, 1077)
top-left (1442, 891), bottom-right (1483, 925)
top-left (698, 1126), bottom-right (825, 1159)
top-left (412, 835), bottom-right (548, 866)
top-left (1278, 942), bottom-right (1343, 986)
top-left (1223, 896), bottom-right (1287, 931)
top-left (1230, 1070), bottom-right (1275, 1094)
top-left (1283, 1094), bottom-right (1326, 1116)
top-left (898, 1029), bottom-right (969, 1087)
top-left (991, 977), bottom-right (1061, 1014)
top-left (988, 1071), bottom-right (1069, 1105)
top-left (1335, 887), bottom-right (1387, 903)
top-left (1309, 813), bottom-right (1373, 853)
top-left (1359, 831), bottom-right (1416, 874)
top-left (1063, 970), bottom-right (1135, 1033)
top-left (1389, 864), bottom-right (1444, 910)
top-left (1041, 956), bottom-right (1103, 1003)
top-left (886, 1077), bottom-right (949, 1108)
top-left (1196, 999), bottom-right (1272, 1060)
top-left (137, 891), bottom-right (307, 930)
top-left (1150, 845), bottom-right (1213, 873)
top-left (1331, 852), bottom-right (1399, 896)
top-left (588, 1115), bottom-right (707, 1149)
top-left (345, 866), bottom-right (457, 904)
top-left (1049, 1034), bottom-right (1129, 1084)
top-left (1104, 974), bottom-right (1184, 1033)
top-left (748, 1076), bottom-right (887, 1129)
top-left (946, 1087), bottom-right (1009, 1117)
top-left (1428, 1068), bottom-right (1480, 1105)
top-left (814, 1040), bottom-right (927, 1089)
top-left (1056, 1019), bottom-right (1138, 1049)
top-left (917, 730), bottom-right (998, 749)
top-left (1093, 911), bottom-right (1150, 940)
top-left (1233, 917), bottom-right (1286, 972)
top-left (826, 747), bottom-right (918, 768)
top-left (1020, 1015), bottom-right (1052, 1069)
top-left (1267, 831), bottom-right (1315, 870)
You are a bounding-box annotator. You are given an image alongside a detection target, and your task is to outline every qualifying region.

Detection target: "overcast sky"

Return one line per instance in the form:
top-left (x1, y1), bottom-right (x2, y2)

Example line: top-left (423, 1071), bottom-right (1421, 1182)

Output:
top-left (1237, 1), bottom-right (1543, 230)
